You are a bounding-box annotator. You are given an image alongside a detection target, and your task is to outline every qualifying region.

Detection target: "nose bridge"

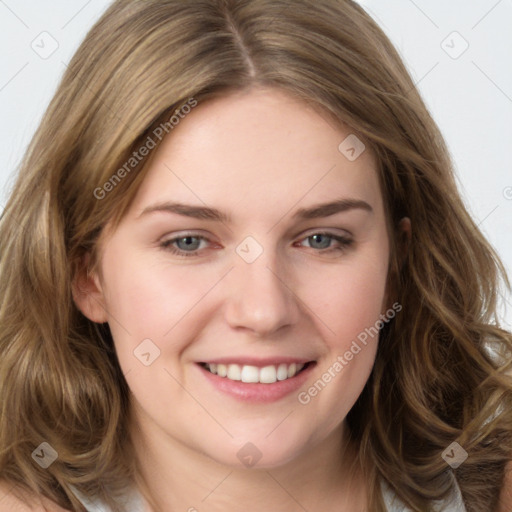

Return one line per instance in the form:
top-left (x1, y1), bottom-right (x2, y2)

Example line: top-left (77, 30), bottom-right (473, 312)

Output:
top-left (224, 236), bottom-right (300, 336)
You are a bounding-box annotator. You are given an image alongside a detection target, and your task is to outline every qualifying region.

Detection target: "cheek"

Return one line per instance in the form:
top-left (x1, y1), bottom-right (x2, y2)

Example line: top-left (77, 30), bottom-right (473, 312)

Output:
top-left (100, 249), bottom-right (201, 331)
top-left (292, 255), bottom-right (388, 433)
top-left (301, 251), bottom-right (389, 352)
top-left (100, 249), bottom-right (221, 366)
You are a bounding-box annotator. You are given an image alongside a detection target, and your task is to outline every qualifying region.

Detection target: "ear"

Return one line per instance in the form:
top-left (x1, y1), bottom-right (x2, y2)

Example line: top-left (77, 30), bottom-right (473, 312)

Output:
top-left (397, 217), bottom-right (411, 269)
top-left (71, 253), bottom-right (109, 323)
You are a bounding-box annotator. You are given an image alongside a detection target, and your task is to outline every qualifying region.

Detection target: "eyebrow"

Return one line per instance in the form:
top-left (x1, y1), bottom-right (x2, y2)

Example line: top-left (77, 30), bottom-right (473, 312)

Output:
top-left (138, 198), bottom-right (373, 223)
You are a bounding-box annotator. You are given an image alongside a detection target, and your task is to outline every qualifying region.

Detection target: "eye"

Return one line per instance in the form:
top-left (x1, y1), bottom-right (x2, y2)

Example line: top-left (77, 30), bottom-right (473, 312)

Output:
top-left (159, 231), bottom-right (353, 258)
top-left (160, 234), bottom-right (210, 257)
top-left (296, 232), bottom-right (353, 254)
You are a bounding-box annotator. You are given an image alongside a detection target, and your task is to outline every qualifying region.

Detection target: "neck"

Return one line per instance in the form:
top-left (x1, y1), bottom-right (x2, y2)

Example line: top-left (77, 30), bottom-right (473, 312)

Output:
top-left (129, 404), bottom-right (367, 512)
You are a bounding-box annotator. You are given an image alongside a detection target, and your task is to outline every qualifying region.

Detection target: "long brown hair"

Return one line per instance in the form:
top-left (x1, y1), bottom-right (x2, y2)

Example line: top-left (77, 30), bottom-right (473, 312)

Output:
top-left (0, 1), bottom-right (511, 511)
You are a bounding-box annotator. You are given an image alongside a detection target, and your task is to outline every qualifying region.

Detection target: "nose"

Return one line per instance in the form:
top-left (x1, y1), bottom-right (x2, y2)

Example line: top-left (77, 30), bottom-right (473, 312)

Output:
top-left (224, 249), bottom-right (301, 338)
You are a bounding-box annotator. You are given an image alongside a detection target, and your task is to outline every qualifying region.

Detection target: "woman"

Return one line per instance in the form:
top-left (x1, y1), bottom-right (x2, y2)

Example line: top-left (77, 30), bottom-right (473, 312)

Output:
top-left (0, 1), bottom-right (511, 511)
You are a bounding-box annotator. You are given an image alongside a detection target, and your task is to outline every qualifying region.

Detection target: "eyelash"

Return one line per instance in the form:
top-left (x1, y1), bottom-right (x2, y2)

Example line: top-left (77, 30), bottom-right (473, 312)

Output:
top-left (159, 232), bottom-right (353, 258)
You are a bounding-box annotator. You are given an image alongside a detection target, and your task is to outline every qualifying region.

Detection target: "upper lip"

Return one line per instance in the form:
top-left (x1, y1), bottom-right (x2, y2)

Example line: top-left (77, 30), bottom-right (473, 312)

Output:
top-left (198, 357), bottom-right (315, 367)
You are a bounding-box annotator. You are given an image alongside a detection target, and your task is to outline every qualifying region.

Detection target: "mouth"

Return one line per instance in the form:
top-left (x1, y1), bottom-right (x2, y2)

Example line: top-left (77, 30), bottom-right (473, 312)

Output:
top-left (196, 359), bottom-right (317, 403)
top-left (200, 361), bottom-right (312, 384)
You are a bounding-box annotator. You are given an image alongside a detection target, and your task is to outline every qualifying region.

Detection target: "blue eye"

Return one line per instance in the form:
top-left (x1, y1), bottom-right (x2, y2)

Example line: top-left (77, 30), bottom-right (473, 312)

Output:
top-left (299, 233), bottom-right (352, 252)
top-left (160, 232), bottom-right (353, 258)
top-left (160, 235), bottom-right (207, 257)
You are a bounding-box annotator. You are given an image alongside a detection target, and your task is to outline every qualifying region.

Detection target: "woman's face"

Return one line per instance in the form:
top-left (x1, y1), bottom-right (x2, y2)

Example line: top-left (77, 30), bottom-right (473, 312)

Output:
top-left (78, 87), bottom-right (395, 469)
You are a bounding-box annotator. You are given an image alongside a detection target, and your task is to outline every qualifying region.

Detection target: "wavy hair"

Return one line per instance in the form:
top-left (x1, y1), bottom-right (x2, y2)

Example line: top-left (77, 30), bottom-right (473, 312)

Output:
top-left (0, 1), bottom-right (511, 511)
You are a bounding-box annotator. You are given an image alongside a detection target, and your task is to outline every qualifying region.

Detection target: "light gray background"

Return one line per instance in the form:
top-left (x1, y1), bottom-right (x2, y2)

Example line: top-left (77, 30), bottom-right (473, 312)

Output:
top-left (1, 0), bottom-right (511, 326)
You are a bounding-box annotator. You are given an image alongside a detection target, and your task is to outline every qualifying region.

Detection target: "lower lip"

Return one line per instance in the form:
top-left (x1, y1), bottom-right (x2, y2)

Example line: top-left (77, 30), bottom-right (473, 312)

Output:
top-left (197, 363), bottom-right (316, 403)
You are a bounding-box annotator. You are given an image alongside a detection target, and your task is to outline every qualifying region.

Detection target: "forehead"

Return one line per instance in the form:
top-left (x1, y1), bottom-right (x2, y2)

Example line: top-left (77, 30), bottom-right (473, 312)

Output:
top-left (127, 87), bottom-right (382, 225)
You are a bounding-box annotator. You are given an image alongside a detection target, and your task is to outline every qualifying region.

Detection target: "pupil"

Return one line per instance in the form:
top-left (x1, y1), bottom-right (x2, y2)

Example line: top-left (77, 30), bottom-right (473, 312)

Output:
top-left (312, 234), bottom-right (330, 249)
top-left (179, 236), bottom-right (199, 250)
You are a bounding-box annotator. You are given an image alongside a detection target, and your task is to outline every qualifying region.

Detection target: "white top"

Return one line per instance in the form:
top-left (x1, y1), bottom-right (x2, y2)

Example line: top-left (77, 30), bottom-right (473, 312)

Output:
top-left (71, 477), bottom-right (467, 512)
top-left (69, 486), bottom-right (146, 512)
top-left (381, 476), bottom-right (467, 511)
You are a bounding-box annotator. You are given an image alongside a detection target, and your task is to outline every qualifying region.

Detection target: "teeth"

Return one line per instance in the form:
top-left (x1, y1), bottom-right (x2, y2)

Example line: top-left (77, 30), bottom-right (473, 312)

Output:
top-left (204, 362), bottom-right (306, 384)
top-left (277, 363), bottom-right (289, 381)
top-left (227, 364), bottom-right (241, 381)
top-left (241, 365), bottom-right (259, 383)
top-left (260, 365), bottom-right (277, 384)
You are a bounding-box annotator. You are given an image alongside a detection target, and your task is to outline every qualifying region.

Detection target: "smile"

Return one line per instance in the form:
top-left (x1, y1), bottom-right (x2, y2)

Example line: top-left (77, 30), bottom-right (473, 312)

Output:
top-left (201, 362), bottom-right (308, 384)
top-left (197, 359), bottom-right (316, 403)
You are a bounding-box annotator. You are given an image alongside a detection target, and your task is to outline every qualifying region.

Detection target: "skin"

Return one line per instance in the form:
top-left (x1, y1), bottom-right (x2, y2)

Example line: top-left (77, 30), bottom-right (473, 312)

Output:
top-left (499, 467), bottom-right (512, 511)
top-left (74, 86), bottom-right (411, 512)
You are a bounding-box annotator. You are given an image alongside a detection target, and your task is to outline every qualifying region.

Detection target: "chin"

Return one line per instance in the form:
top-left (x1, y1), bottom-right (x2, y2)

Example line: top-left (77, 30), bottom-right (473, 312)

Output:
top-left (202, 431), bottom-right (311, 470)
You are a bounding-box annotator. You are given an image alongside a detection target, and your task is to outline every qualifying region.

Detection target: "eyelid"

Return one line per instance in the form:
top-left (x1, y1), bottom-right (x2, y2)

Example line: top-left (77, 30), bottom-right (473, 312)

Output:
top-left (160, 229), bottom-right (210, 240)
top-left (299, 226), bottom-right (353, 238)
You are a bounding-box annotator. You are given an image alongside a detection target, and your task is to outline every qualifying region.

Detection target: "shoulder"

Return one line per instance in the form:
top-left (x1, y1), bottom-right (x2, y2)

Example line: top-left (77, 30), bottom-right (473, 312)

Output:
top-left (0, 480), bottom-right (71, 512)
